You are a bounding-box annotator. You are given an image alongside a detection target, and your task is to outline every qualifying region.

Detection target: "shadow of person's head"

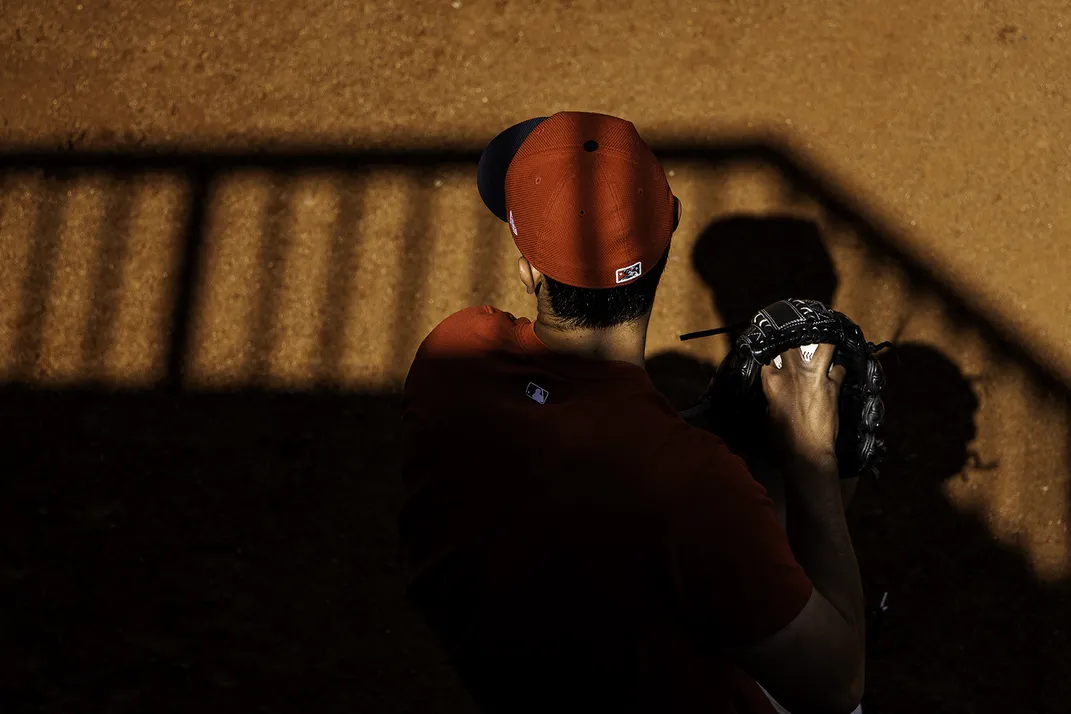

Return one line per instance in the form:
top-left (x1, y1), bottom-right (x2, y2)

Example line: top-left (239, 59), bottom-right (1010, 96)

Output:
top-left (691, 214), bottom-right (838, 331)
top-left (650, 214), bottom-right (839, 413)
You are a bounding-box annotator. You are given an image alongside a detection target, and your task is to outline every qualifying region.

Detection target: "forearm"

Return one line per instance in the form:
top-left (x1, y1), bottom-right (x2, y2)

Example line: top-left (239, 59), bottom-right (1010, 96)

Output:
top-left (840, 476), bottom-right (859, 510)
top-left (751, 460), bottom-right (858, 539)
top-left (782, 454), bottom-right (866, 651)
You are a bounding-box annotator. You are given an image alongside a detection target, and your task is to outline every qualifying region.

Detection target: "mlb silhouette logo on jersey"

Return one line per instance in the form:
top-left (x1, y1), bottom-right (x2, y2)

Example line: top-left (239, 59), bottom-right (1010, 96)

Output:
top-left (525, 382), bottom-right (549, 404)
top-left (615, 260), bottom-right (642, 284)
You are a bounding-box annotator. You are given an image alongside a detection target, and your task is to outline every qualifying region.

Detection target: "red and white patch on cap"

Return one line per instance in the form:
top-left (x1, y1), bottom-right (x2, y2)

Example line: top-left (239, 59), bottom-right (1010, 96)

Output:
top-left (615, 260), bottom-right (642, 284)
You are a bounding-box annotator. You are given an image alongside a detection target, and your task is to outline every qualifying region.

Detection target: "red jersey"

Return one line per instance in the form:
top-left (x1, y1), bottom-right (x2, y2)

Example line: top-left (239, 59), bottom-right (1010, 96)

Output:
top-left (399, 305), bottom-right (812, 713)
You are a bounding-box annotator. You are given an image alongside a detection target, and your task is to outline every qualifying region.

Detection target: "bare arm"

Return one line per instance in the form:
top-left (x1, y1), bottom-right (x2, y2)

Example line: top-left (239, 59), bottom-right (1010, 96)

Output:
top-left (728, 344), bottom-right (866, 714)
top-left (779, 453), bottom-right (864, 637)
top-left (781, 452), bottom-right (866, 695)
top-left (754, 466), bottom-right (858, 533)
top-left (840, 476), bottom-right (860, 511)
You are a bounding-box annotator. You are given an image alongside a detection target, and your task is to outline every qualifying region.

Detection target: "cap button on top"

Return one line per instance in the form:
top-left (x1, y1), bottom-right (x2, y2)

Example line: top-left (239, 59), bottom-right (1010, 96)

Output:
top-left (583, 140), bottom-right (599, 152)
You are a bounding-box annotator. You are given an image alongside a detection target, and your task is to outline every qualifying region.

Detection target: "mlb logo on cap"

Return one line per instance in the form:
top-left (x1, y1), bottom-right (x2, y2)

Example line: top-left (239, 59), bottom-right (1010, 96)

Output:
top-left (615, 261), bottom-right (642, 284)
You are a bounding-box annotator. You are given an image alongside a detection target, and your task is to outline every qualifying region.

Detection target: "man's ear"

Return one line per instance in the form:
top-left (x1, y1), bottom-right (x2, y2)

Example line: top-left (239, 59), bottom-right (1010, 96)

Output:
top-left (518, 255), bottom-right (539, 295)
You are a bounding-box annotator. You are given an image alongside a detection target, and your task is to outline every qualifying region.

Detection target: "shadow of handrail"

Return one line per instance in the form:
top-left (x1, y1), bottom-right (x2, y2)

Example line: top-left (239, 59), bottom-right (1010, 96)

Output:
top-left (2, 138), bottom-right (1061, 393)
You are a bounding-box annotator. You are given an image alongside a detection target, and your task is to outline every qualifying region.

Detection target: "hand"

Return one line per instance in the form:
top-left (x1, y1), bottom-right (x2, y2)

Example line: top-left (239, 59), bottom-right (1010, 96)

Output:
top-left (761, 343), bottom-right (848, 464)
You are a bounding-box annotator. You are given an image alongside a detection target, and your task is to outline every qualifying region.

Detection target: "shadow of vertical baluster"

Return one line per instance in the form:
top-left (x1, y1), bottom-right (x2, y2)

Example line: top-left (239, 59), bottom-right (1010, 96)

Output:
top-left (166, 168), bottom-right (211, 390)
top-left (468, 185), bottom-right (506, 306)
top-left (0, 172), bottom-right (8, 237)
top-left (81, 171), bottom-right (134, 383)
top-left (12, 171), bottom-right (69, 382)
top-left (250, 173), bottom-right (292, 384)
top-left (318, 170), bottom-right (368, 389)
top-left (0, 172), bottom-right (12, 371)
top-left (386, 168), bottom-right (434, 382)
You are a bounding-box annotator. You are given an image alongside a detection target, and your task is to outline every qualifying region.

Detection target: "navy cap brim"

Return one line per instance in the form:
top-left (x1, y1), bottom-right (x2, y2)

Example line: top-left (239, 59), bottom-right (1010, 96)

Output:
top-left (477, 116), bottom-right (550, 223)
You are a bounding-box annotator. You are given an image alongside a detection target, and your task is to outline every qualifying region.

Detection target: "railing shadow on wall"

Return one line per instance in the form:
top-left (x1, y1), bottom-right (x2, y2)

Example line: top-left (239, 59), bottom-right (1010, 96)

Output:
top-left (0, 139), bottom-right (1067, 714)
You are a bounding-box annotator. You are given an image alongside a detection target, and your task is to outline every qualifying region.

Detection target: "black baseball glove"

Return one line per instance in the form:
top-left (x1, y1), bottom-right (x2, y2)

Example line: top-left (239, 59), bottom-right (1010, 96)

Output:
top-left (679, 298), bottom-right (891, 479)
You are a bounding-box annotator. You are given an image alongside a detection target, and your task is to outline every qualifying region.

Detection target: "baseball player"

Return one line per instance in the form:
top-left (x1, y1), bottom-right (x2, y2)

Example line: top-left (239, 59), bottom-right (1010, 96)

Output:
top-left (398, 112), bottom-right (866, 714)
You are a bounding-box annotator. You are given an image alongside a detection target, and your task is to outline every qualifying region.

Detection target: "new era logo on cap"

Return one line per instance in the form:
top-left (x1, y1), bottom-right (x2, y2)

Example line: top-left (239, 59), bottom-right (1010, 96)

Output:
top-left (509, 210), bottom-right (518, 236)
top-left (615, 260), bottom-right (642, 284)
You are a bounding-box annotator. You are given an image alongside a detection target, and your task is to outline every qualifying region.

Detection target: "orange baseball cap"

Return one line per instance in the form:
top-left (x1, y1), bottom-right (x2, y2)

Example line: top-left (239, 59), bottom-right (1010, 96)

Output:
top-left (477, 111), bottom-right (680, 289)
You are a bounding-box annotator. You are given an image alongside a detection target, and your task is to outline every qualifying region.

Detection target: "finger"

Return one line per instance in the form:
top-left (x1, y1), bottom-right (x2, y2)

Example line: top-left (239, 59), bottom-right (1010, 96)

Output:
top-left (829, 363), bottom-right (848, 389)
top-left (760, 355), bottom-right (788, 396)
top-left (779, 345), bottom-right (803, 371)
top-left (807, 342), bottom-right (837, 375)
top-left (761, 348), bottom-right (789, 381)
top-left (760, 359), bottom-right (778, 392)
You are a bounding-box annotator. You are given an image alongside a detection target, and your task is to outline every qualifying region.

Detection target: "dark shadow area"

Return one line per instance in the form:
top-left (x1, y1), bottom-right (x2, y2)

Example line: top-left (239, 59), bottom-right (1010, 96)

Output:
top-left (0, 386), bottom-right (476, 714)
top-left (1, 139), bottom-right (1069, 712)
top-left (844, 343), bottom-right (1070, 713)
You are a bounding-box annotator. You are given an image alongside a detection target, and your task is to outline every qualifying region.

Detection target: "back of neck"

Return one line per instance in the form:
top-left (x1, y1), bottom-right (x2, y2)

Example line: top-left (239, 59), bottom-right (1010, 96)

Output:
top-left (533, 318), bottom-right (649, 369)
